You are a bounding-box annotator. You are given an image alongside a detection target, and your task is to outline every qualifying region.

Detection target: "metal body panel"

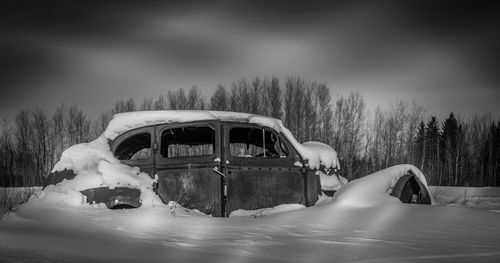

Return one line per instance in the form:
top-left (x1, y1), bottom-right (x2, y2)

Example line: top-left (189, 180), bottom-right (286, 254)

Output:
top-left (154, 121), bottom-right (223, 216)
top-left (81, 187), bottom-right (141, 208)
top-left (156, 166), bottom-right (222, 216)
top-left (106, 119), bottom-right (321, 216)
top-left (304, 170), bottom-right (321, 206)
top-left (221, 122), bottom-right (313, 215)
top-left (224, 166), bottom-right (305, 214)
top-left (45, 169), bottom-right (77, 188)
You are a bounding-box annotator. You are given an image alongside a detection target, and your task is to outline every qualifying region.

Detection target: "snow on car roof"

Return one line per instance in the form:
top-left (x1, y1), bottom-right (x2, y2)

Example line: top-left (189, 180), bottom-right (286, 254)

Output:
top-left (104, 110), bottom-right (340, 169)
top-left (104, 110), bottom-right (340, 170)
top-left (104, 110), bottom-right (283, 140)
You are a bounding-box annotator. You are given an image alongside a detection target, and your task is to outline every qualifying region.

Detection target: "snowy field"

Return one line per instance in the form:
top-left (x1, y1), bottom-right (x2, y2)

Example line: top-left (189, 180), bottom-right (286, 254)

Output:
top-left (1, 186), bottom-right (500, 262)
top-left (429, 186), bottom-right (500, 211)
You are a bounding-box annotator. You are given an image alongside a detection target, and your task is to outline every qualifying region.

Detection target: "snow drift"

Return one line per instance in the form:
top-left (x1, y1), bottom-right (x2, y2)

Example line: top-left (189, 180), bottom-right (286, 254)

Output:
top-left (333, 164), bottom-right (432, 207)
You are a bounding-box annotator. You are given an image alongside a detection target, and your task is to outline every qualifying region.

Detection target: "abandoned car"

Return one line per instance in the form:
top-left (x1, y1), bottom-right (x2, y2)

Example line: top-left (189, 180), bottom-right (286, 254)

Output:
top-left (46, 110), bottom-right (431, 216)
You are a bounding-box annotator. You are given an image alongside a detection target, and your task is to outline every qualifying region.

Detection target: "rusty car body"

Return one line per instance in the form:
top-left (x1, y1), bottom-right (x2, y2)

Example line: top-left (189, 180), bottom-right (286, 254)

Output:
top-left (47, 111), bottom-right (431, 217)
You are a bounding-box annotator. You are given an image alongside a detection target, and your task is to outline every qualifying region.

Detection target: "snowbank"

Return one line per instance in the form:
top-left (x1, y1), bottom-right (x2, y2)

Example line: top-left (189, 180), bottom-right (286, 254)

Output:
top-left (333, 164), bottom-right (431, 207)
top-left (44, 135), bottom-right (160, 208)
top-left (3, 193), bottom-right (500, 263)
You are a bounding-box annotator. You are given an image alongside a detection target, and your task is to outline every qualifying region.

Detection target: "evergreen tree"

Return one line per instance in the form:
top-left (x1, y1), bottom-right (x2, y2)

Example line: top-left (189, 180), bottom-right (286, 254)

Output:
top-left (425, 116), bottom-right (440, 185)
top-left (415, 121), bottom-right (426, 171)
top-left (441, 113), bottom-right (459, 185)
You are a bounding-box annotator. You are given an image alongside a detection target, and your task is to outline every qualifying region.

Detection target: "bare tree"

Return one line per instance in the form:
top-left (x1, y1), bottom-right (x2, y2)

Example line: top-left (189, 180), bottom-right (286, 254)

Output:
top-left (187, 86), bottom-right (205, 110)
top-left (168, 88), bottom-right (189, 110)
top-left (311, 82), bottom-right (332, 143)
top-left (154, 95), bottom-right (167, 110)
top-left (0, 118), bottom-right (15, 186)
top-left (66, 103), bottom-right (91, 145)
top-left (31, 109), bottom-right (49, 185)
top-left (333, 91), bottom-right (366, 179)
top-left (15, 110), bottom-right (34, 186)
top-left (210, 84), bottom-right (229, 111)
top-left (51, 104), bottom-right (65, 163)
top-left (141, 98), bottom-right (154, 110)
top-left (113, 98), bottom-right (136, 113)
top-left (284, 76), bottom-right (306, 141)
top-left (268, 76), bottom-right (282, 119)
top-left (227, 79), bottom-right (251, 112)
top-left (92, 111), bottom-right (112, 139)
top-left (302, 84), bottom-right (316, 142)
top-left (249, 77), bottom-right (262, 114)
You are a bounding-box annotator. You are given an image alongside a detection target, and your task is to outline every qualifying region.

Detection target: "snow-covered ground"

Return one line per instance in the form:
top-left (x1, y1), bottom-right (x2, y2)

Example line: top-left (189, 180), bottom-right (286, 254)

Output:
top-left (4, 186), bottom-right (500, 215)
top-left (2, 196), bottom-right (500, 262)
top-left (1, 184), bottom-right (500, 262)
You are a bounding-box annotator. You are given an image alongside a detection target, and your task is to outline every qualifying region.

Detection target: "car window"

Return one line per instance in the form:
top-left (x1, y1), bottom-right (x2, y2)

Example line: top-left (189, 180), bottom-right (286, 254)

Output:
top-left (114, 132), bottom-right (151, 160)
top-left (161, 126), bottom-right (215, 158)
top-left (229, 127), bottom-right (288, 158)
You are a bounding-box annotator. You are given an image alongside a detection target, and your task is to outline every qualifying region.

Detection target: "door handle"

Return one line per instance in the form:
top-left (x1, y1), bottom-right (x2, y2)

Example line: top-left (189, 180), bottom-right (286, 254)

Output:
top-left (213, 167), bottom-right (228, 198)
top-left (212, 167), bottom-right (226, 178)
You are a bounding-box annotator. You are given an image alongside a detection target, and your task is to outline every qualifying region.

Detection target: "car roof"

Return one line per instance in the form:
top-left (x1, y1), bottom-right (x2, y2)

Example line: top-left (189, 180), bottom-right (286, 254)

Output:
top-left (104, 110), bottom-right (283, 140)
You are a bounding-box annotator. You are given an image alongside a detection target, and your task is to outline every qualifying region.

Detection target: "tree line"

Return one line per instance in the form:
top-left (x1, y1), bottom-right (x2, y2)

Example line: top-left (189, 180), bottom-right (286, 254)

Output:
top-left (1, 76), bottom-right (499, 187)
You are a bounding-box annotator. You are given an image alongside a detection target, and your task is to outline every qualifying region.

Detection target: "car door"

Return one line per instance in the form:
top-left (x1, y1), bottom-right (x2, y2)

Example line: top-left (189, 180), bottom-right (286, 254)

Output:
top-left (222, 123), bottom-right (308, 215)
top-left (154, 121), bottom-right (223, 216)
top-left (111, 126), bottom-right (155, 177)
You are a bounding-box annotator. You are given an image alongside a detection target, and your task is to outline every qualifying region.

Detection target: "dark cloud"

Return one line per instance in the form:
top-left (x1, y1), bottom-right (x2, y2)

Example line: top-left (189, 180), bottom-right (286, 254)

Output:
top-left (0, 0), bottom-right (499, 119)
top-left (1, 0), bottom-right (160, 35)
top-left (0, 36), bottom-right (64, 96)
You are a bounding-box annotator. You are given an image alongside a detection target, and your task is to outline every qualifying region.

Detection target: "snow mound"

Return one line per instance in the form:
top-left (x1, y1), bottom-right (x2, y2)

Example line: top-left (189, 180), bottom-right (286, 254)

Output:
top-left (333, 164), bottom-right (431, 207)
top-left (51, 135), bottom-right (153, 191)
top-left (52, 136), bottom-right (116, 173)
top-left (280, 128), bottom-right (340, 170)
top-left (44, 135), bottom-right (161, 208)
top-left (301, 141), bottom-right (340, 170)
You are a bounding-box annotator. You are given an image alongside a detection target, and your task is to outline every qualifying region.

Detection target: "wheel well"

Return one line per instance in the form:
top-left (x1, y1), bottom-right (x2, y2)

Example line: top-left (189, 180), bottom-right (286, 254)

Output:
top-left (391, 171), bottom-right (431, 205)
top-left (81, 187), bottom-right (142, 209)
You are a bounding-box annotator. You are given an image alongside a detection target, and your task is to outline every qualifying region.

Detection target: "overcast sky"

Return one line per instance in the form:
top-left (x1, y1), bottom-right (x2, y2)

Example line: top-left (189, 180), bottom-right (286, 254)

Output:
top-left (1, 0), bottom-right (499, 121)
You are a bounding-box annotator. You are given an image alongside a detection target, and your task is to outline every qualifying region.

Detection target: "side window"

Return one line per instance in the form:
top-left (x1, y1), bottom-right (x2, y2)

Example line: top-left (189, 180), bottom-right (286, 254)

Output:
top-left (114, 132), bottom-right (151, 161)
top-left (229, 127), bottom-right (288, 158)
top-left (161, 126), bottom-right (215, 158)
